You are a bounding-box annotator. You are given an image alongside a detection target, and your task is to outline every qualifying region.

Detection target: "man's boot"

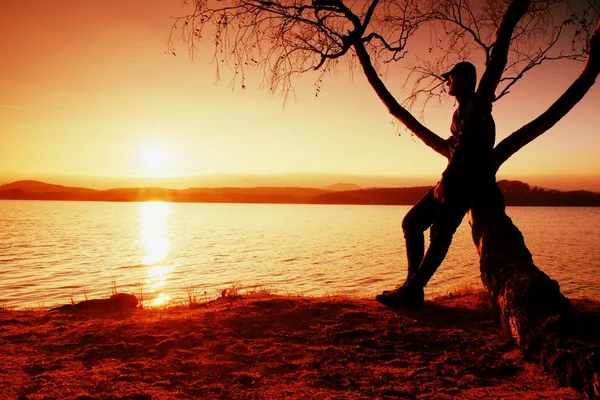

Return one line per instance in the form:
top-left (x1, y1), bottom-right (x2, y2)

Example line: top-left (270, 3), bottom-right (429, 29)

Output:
top-left (375, 281), bottom-right (424, 308)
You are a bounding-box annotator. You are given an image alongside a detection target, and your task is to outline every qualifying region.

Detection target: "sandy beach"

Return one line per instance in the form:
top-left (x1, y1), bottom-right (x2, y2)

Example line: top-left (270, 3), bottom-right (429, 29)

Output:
top-left (1, 291), bottom-right (596, 399)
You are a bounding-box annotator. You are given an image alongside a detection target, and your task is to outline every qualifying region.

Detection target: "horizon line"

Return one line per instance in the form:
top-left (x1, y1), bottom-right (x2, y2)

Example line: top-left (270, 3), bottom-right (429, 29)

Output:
top-left (2, 178), bottom-right (600, 194)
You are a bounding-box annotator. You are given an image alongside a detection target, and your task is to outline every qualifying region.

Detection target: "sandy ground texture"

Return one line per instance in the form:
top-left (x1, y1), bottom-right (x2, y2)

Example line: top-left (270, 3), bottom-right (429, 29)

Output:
top-left (1, 291), bottom-right (597, 400)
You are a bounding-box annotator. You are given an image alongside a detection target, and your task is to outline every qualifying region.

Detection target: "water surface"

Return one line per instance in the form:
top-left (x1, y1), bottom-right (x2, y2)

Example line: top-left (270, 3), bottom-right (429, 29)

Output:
top-left (1, 201), bottom-right (598, 308)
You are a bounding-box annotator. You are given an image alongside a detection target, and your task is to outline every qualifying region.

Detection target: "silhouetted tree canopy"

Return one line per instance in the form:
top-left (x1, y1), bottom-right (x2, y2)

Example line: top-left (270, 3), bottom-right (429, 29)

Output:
top-left (170, 0), bottom-right (599, 168)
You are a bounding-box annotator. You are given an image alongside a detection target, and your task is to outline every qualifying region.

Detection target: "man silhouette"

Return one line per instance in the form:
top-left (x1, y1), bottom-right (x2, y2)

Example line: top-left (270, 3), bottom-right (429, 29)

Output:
top-left (376, 61), bottom-right (496, 307)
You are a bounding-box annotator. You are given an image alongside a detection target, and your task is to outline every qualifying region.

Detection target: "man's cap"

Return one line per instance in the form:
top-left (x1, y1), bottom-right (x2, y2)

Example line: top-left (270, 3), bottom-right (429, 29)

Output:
top-left (441, 61), bottom-right (477, 81)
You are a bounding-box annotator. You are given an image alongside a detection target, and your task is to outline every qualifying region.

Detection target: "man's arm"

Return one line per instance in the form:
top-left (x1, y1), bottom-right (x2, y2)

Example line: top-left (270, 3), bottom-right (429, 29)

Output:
top-left (440, 100), bottom-right (494, 186)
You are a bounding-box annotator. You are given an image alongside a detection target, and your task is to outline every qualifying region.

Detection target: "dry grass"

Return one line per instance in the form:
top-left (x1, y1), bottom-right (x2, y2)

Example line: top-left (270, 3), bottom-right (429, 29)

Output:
top-left (21, 279), bottom-right (496, 313)
top-left (0, 291), bottom-right (587, 399)
top-left (134, 283), bottom-right (146, 309)
top-left (171, 282), bottom-right (281, 309)
top-left (244, 284), bottom-right (278, 297)
top-left (444, 280), bottom-right (486, 297)
top-left (182, 283), bottom-right (208, 308)
top-left (581, 295), bottom-right (600, 304)
top-left (214, 281), bottom-right (282, 300)
top-left (217, 281), bottom-right (243, 298)
top-left (45, 280), bottom-right (495, 312)
top-left (0, 302), bottom-right (15, 311)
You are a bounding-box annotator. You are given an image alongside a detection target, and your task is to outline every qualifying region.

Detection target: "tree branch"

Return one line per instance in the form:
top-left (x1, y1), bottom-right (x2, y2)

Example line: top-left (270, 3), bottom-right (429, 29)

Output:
top-left (352, 40), bottom-right (449, 158)
top-left (320, 0), bottom-right (361, 29)
top-left (477, 0), bottom-right (532, 103)
top-left (362, 32), bottom-right (405, 52)
top-left (361, 0), bottom-right (380, 34)
top-left (493, 20), bottom-right (600, 170)
top-left (434, 1), bottom-right (492, 59)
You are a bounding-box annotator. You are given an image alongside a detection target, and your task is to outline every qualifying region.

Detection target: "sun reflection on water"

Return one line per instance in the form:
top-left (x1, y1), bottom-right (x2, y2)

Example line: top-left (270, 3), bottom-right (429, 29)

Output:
top-left (139, 202), bottom-right (175, 306)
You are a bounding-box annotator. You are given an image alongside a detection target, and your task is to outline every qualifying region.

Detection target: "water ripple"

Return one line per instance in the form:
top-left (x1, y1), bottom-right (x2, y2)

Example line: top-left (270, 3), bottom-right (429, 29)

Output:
top-left (1, 201), bottom-right (599, 308)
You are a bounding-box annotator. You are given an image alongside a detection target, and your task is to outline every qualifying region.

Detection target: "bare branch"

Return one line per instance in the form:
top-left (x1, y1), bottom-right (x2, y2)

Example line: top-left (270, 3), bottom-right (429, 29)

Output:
top-left (477, 0), bottom-right (533, 104)
top-left (362, 0), bottom-right (381, 30)
top-left (400, 0), bottom-right (595, 109)
top-left (494, 19), bottom-right (600, 169)
top-left (363, 32), bottom-right (405, 51)
top-left (352, 39), bottom-right (449, 158)
top-left (434, 0), bottom-right (492, 59)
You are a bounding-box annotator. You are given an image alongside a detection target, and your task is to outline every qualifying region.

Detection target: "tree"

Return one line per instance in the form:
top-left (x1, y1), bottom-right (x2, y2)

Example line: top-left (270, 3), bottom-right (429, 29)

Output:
top-left (169, 0), bottom-right (600, 396)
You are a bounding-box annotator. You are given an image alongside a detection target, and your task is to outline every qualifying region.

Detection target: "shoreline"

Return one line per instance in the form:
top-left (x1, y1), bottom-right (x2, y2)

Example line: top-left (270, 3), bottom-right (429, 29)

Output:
top-left (3, 198), bottom-right (600, 208)
top-left (2, 292), bottom-right (596, 399)
top-left (3, 179), bottom-right (600, 207)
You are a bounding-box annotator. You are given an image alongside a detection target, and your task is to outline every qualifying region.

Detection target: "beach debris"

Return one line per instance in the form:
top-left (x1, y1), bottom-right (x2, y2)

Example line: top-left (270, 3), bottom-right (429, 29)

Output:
top-left (50, 293), bottom-right (138, 314)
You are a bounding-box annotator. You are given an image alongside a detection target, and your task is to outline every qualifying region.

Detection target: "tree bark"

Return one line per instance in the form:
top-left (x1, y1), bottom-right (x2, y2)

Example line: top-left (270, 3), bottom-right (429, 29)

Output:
top-left (473, 18), bottom-right (600, 398)
top-left (470, 188), bottom-right (600, 398)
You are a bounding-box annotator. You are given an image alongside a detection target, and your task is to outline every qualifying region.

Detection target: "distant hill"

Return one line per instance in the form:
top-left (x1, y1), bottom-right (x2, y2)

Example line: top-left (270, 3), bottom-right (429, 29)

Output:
top-left (312, 186), bottom-right (432, 205)
top-left (0, 173), bottom-right (443, 191)
top-left (312, 180), bottom-right (600, 206)
top-left (0, 181), bottom-right (330, 204)
top-left (1, 179), bottom-right (599, 206)
top-left (324, 183), bottom-right (362, 191)
top-left (0, 180), bottom-right (96, 194)
top-left (0, 180), bottom-right (99, 201)
top-left (497, 180), bottom-right (600, 206)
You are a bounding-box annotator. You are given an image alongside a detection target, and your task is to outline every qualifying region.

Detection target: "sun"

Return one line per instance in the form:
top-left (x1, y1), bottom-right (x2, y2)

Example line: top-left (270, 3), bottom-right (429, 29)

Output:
top-left (141, 143), bottom-right (170, 175)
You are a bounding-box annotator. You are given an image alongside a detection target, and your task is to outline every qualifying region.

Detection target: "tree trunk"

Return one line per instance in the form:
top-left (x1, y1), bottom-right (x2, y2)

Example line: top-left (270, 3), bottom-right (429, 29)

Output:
top-left (469, 184), bottom-right (600, 398)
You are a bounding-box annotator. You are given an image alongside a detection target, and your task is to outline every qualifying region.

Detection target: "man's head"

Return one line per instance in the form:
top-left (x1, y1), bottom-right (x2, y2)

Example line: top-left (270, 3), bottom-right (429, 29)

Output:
top-left (442, 61), bottom-right (477, 98)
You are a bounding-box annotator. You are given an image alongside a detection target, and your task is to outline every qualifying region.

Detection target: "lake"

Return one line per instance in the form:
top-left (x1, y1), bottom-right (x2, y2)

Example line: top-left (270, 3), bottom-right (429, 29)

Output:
top-left (1, 200), bottom-right (599, 308)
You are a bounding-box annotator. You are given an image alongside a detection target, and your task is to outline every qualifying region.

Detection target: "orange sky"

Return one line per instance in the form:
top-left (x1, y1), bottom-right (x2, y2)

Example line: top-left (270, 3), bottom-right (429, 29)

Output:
top-left (1, 0), bottom-right (599, 190)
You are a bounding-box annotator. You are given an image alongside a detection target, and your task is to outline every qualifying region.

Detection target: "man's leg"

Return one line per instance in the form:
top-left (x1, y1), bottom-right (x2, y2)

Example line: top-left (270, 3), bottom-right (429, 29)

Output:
top-left (376, 195), bottom-right (471, 307)
top-left (401, 188), bottom-right (437, 280)
top-left (408, 196), bottom-right (472, 288)
top-left (376, 189), bottom-right (437, 307)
